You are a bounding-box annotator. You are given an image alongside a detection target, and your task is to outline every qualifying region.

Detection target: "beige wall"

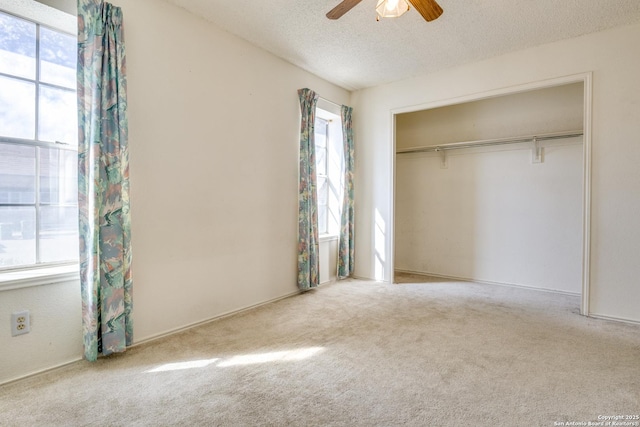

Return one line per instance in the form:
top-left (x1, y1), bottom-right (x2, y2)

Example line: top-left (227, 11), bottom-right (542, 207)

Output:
top-left (0, 0), bottom-right (349, 384)
top-left (122, 0), bottom-right (348, 342)
top-left (0, 279), bottom-right (82, 384)
top-left (352, 22), bottom-right (640, 323)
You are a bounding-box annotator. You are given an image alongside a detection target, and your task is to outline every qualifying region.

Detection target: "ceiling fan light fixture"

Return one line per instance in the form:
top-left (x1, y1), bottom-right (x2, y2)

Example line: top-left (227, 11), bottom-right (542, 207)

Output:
top-left (375, 0), bottom-right (410, 19)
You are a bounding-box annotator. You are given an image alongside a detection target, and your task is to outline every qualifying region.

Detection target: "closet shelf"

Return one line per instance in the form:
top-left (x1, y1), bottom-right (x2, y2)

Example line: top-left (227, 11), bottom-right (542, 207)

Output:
top-left (396, 130), bottom-right (583, 155)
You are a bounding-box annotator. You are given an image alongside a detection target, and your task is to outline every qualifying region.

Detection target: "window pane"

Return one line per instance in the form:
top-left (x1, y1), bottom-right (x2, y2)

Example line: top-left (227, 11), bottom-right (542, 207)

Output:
top-left (0, 143), bottom-right (36, 204)
top-left (40, 148), bottom-right (78, 204)
top-left (317, 176), bottom-right (328, 234)
top-left (0, 75), bottom-right (36, 139)
top-left (317, 176), bottom-right (328, 206)
top-left (315, 146), bottom-right (327, 176)
top-left (0, 14), bottom-right (79, 270)
top-left (318, 206), bottom-right (327, 235)
top-left (0, 12), bottom-right (36, 79)
top-left (40, 27), bottom-right (76, 89)
top-left (40, 206), bottom-right (78, 263)
top-left (315, 118), bottom-right (327, 148)
top-left (39, 85), bottom-right (77, 144)
top-left (0, 206), bottom-right (36, 268)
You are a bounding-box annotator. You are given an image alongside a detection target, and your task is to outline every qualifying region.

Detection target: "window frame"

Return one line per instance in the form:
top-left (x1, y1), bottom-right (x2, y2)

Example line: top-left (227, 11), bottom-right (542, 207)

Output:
top-left (0, 7), bottom-right (80, 289)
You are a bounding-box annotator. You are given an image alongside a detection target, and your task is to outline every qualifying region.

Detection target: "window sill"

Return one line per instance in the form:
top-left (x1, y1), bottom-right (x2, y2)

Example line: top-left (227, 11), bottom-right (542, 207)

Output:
top-left (0, 264), bottom-right (80, 292)
top-left (319, 234), bottom-right (339, 243)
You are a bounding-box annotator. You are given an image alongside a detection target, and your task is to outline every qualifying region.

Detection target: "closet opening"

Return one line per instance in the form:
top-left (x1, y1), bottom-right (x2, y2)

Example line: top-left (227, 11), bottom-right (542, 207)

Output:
top-left (391, 75), bottom-right (591, 314)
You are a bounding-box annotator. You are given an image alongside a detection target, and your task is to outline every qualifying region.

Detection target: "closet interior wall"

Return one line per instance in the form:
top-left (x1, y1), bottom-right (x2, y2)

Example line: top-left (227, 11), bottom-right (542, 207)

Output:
top-left (394, 83), bottom-right (584, 294)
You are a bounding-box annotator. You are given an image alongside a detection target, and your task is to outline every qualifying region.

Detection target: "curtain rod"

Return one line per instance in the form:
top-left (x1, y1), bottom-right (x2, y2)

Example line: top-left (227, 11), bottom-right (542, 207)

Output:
top-left (396, 130), bottom-right (583, 155)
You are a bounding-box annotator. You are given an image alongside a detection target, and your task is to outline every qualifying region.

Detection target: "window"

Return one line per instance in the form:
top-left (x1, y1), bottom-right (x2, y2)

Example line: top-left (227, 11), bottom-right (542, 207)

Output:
top-left (0, 10), bottom-right (78, 271)
top-left (314, 105), bottom-right (344, 237)
top-left (315, 117), bottom-right (329, 234)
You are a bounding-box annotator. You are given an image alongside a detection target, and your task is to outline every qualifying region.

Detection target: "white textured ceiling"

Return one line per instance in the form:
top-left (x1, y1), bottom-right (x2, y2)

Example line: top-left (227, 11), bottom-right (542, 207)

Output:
top-left (163, 0), bottom-right (640, 91)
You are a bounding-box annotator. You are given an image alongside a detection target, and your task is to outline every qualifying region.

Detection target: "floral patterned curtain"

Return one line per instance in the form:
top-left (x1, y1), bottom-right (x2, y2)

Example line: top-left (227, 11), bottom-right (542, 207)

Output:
top-left (297, 88), bottom-right (319, 291)
top-left (77, 0), bottom-right (132, 361)
top-left (338, 105), bottom-right (354, 278)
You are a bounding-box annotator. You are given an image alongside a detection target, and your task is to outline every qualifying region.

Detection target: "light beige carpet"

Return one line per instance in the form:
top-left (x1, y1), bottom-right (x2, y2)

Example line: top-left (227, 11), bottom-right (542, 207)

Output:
top-left (1, 275), bottom-right (639, 426)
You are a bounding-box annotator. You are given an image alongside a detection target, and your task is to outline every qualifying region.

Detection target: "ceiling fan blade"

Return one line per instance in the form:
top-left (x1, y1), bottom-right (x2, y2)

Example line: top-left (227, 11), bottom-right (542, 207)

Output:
top-left (407, 0), bottom-right (443, 22)
top-left (326, 0), bottom-right (364, 20)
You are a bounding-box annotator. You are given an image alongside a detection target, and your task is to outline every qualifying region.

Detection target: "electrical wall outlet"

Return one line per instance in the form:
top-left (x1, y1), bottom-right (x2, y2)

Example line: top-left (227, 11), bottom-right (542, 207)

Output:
top-left (11, 310), bottom-right (30, 337)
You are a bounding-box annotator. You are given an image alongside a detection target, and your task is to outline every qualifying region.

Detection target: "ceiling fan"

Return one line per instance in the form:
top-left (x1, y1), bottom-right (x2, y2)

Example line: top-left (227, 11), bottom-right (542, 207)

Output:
top-left (326, 0), bottom-right (443, 22)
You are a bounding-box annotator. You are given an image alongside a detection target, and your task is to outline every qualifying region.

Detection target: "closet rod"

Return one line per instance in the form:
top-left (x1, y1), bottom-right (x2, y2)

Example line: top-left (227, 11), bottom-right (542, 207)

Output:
top-left (396, 130), bottom-right (583, 155)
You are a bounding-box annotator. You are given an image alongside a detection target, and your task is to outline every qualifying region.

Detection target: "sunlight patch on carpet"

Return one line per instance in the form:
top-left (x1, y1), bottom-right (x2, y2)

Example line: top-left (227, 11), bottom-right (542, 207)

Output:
top-left (218, 347), bottom-right (325, 367)
top-left (144, 347), bottom-right (325, 373)
top-left (145, 358), bottom-right (220, 373)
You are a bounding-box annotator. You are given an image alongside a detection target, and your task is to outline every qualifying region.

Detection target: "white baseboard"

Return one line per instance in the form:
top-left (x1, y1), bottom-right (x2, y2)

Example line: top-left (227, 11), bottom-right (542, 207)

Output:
top-left (394, 269), bottom-right (581, 297)
top-left (351, 274), bottom-right (385, 283)
top-left (133, 289), bottom-right (302, 348)
top-left (588, 313), bottom-right (640, 326)
top-left (1, 358), bottom-right (83, 387)
top-left (320, 277), bottom-right (338, 286)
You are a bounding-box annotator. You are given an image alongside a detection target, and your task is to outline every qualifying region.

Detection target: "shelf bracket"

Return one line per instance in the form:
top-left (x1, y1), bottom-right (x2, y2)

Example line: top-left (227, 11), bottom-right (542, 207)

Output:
top-left (531, 137), bottom-right (544, 164)
top-left (435, 147), bottom-right (448, 169)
